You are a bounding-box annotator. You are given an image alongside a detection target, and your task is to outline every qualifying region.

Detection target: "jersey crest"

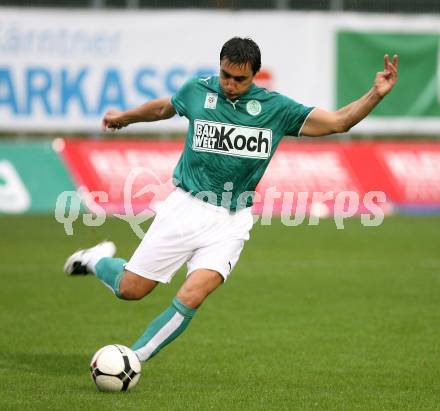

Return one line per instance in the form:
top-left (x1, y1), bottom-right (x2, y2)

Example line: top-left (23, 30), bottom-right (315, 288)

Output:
top-left (246, 100), bottom-right (262, 116)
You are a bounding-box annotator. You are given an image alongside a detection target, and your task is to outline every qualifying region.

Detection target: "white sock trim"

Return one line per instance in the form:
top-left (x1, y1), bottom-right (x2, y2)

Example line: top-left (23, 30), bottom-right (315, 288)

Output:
top-left (88, 254), bottom-right (103, 274)
top-left (135, 312), bottom-right (185, 362)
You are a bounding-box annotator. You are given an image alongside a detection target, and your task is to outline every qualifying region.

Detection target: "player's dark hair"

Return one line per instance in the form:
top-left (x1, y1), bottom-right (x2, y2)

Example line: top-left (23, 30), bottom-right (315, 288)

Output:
top-left (220, 37), bottom-right (261, 75)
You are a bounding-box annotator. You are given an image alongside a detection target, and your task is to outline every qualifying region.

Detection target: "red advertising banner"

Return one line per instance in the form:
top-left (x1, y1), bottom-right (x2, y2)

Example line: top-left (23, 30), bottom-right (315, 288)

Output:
top-left (60, 139), bottom-right (440, 215)
top-left (61, 140), bottom-right (183, 214)
top-left (255, 142), bottom-right (367, 216)
top-left (374, 143), bottom-right (440, 206)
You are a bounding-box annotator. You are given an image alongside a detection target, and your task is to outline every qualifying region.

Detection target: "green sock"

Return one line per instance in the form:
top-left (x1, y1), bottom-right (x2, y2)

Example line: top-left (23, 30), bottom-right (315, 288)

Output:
top-left (131, 297), bottom-right (197, 362)
top-left (94, 257), bottom-right (126, 298)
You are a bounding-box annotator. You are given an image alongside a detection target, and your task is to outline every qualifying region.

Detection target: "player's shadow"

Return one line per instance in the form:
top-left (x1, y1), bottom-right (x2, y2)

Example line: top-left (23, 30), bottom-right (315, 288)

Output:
top-left (2, 352), bottom-right (89, 376)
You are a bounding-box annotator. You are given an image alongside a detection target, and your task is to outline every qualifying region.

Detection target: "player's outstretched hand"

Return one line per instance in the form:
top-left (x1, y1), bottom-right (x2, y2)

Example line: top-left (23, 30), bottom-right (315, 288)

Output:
top-left (374, 54), bottom-right (398, 98)
top-left (102, 110), bottom-right (128, 132)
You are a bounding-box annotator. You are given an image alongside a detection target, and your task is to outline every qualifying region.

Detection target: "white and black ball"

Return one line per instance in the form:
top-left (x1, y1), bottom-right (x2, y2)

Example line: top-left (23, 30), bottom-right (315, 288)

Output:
top-left (90, 344), bottom-right (141, 392)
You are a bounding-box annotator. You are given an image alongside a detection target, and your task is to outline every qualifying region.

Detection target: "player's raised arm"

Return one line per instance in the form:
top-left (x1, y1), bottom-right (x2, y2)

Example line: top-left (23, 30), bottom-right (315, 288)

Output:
top-left (102, 97), bottom-right (177, 131)
top-left (301, 54), bottom-right (398, 137)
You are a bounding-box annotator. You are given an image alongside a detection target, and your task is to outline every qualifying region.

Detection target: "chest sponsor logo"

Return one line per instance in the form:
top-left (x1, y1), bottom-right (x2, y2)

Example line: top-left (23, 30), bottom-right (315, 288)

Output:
top-left (193, 119), bottom-right (272, 159)
top-left (204, 93), bottom-right (218, 109)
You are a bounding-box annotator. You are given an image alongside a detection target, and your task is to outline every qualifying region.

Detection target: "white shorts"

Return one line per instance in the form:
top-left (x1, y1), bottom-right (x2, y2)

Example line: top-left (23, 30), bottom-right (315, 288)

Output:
top-left (125, 188), bottom-right (254, 283)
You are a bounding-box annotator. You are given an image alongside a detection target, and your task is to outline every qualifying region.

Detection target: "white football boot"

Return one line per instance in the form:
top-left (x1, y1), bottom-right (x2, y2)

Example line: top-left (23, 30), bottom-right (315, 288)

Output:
top-left (64, 241), bottom-right (116, 275)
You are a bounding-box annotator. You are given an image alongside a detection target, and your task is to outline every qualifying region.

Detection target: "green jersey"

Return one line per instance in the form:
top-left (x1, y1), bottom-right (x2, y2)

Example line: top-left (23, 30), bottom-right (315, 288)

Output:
top-left (171, 76), bottom-right (313, 211)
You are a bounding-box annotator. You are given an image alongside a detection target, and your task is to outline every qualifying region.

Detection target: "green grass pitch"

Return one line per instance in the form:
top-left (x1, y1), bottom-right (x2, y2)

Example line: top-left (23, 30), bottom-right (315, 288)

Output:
top-left (0, 215), bottom-right (439, 410)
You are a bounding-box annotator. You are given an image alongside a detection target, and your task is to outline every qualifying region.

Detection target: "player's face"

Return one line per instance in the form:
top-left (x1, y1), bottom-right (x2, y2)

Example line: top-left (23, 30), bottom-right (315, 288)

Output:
top-left (219, 58), bottom-right (255, 101)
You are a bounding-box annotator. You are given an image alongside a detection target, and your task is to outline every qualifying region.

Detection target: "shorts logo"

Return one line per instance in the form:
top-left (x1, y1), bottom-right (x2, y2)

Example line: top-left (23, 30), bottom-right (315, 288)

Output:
top-left (193, 119), bottom-right (272, 159)
top-left (204, 93), bottom-right (218, 110)
top-left (246, 100), bottom-right (261, 116)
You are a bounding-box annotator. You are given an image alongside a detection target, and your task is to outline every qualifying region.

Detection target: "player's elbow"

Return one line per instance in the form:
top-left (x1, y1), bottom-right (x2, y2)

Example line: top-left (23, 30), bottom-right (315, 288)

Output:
top-left (156, 100), bottom-right (176, 120)
top-left (332, 115), bottom-right (352, 134)
top-left (333, 123), bottom-right (352, 134)
top-left (159, 108), bottom-right (175, 120)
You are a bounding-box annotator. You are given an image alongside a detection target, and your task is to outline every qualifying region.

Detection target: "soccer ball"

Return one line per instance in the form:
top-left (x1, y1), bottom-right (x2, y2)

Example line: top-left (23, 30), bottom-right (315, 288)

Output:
top-left (90, 344), bottom-right (141, 392)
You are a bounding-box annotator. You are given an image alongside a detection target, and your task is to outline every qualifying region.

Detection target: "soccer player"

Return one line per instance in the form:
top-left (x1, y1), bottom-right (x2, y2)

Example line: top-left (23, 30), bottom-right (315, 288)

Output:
top-left (64, 37), bottom-right (398, 363)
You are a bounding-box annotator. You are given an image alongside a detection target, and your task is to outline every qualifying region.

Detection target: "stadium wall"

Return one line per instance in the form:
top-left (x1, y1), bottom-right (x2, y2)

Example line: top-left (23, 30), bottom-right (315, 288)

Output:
top-left (0, 8), bottom-right (439, 135)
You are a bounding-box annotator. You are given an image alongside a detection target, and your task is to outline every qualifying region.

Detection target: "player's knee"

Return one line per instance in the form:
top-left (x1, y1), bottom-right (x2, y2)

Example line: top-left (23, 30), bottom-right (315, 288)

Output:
top-left (176, 288), bottom-right (207, 309)
top-left (177, 270), bottom-right (223, 308)
top-left (118, 272), bottom-right (155, 300)
top-left (118, 280), bottom-right (143, 300)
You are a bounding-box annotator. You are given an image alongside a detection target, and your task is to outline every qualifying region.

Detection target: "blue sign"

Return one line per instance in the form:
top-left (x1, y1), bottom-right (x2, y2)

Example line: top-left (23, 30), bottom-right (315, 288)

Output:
top-left (0, 66), bottom-right (216, 117)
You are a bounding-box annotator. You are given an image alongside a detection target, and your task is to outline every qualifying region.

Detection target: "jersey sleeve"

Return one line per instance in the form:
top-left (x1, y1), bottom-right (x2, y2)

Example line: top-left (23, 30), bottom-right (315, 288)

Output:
top-left (280, 95), bottom-right (314, 137)
top-left (170, 77), bottom-right (198, 118)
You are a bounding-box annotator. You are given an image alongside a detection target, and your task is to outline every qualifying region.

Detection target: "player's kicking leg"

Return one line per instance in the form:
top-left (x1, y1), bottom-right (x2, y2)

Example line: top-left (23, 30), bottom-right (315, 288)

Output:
top-left (63, 241), bottom-right (157, 299)
top-left (131, 268), bottom-right (223, 362)
top-left (64, 241), bottom-right (223, 363)
top-left (63, 189), bottom-right (252, 364)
